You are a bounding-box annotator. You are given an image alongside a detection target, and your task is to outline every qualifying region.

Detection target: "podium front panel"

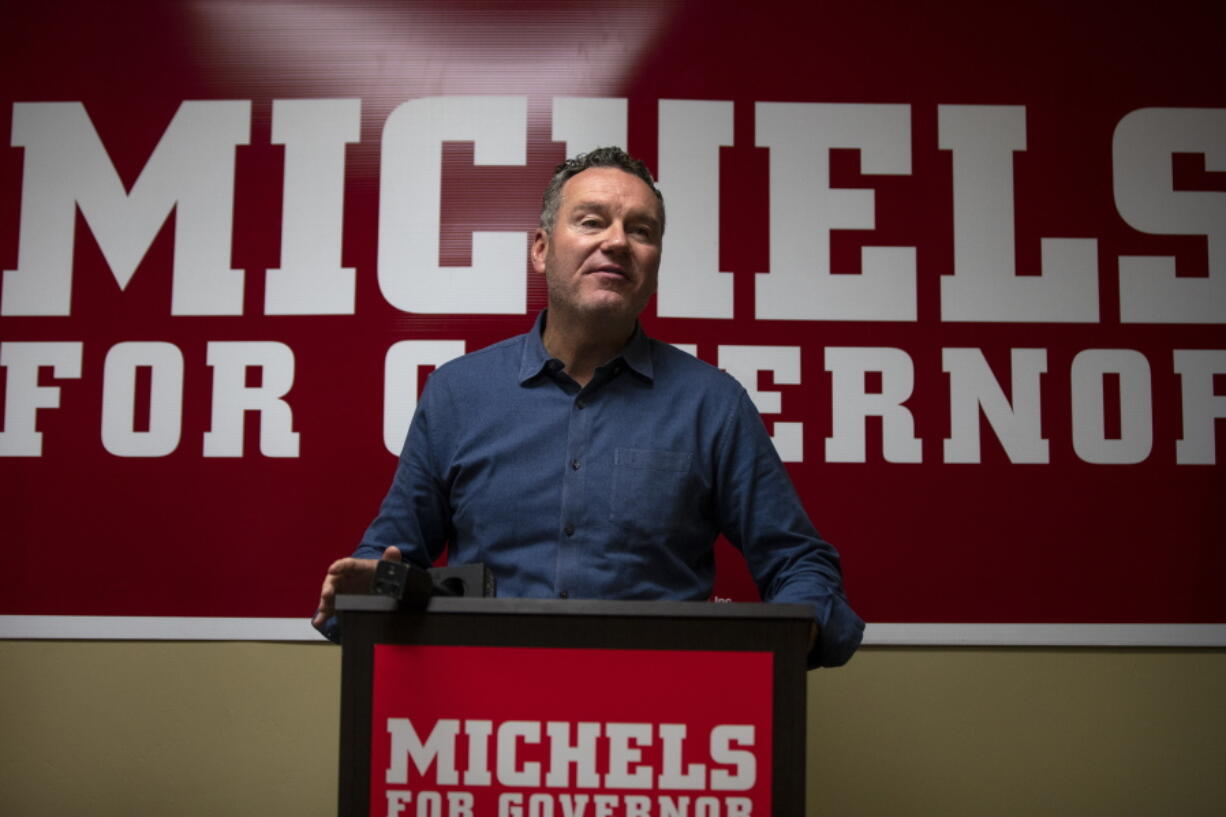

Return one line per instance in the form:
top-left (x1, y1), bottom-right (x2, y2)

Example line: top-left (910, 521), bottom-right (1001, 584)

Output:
top-left (338, 598), bottom-right (810, 817)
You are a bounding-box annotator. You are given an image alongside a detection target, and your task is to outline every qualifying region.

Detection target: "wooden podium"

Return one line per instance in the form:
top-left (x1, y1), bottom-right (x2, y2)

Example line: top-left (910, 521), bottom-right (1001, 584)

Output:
top-left (337, 596), bottom-right (811, 816)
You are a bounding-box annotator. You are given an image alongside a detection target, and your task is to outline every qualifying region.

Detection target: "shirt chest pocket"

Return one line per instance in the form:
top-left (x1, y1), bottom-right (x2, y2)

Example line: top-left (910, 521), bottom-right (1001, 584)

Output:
top-left (609, 448), bottom-right (694, 538)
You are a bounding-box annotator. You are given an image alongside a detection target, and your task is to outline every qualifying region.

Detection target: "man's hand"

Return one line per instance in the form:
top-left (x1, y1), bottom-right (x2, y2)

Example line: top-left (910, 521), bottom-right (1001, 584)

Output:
top-left (311, 546), bottom-right (403, 630)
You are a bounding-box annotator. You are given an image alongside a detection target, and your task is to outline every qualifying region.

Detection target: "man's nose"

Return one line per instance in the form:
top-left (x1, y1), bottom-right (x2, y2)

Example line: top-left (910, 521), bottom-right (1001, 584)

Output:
top-left (601, 223), bottom-right (629, 252)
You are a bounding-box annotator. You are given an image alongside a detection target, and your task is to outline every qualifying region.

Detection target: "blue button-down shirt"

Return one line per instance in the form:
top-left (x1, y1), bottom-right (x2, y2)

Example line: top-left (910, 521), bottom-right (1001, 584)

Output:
top-left (355, 312), bottom-right (863, 666)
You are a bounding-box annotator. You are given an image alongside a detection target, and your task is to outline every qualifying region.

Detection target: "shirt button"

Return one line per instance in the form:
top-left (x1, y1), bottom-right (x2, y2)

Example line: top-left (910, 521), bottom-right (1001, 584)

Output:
top-left (570, 459), bottom-right (580, 470)
top-left (576, 399), bottom-right (586, 409)
top-left (564, 523), bottom-right (575, 536)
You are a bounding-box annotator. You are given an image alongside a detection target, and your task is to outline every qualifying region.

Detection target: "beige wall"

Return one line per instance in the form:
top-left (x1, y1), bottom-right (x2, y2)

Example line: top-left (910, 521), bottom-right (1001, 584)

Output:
top-left (2, 641), bottom-right (1223, 816)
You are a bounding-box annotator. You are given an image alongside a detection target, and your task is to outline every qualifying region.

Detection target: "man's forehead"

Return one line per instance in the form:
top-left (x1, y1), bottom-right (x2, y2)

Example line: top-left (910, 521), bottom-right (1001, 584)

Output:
top-left (560, 167), bottom-right (660, 214)
top-left (562, 166), bottom-right (650, 195)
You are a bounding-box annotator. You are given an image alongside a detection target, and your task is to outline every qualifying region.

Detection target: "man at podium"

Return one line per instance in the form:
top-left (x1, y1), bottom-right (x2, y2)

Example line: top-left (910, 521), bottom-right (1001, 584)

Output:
top-left (313, 147), bottom-right (864, 668)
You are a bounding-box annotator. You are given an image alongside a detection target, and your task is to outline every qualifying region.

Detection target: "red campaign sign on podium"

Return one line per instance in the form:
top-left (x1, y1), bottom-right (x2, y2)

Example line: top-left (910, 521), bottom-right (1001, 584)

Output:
top-left (1, 1), bottom-right (1224, 639)
top-left (370, 645), bottom-right (773, 817)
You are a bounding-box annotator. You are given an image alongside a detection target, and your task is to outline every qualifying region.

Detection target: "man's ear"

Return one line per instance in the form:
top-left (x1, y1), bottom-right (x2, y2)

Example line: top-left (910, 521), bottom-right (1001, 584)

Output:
top-left (530, 228), bottom-right (549, 274)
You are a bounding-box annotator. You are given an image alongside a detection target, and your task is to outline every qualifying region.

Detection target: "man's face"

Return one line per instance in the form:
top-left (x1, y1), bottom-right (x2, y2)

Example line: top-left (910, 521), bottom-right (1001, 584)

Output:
top-left (531, 167), bottom-right (663, 325)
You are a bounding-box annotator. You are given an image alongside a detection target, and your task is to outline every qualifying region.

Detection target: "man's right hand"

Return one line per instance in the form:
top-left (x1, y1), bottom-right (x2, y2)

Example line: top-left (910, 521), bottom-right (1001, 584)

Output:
top-left (311, 546), bottom-right (403, 630)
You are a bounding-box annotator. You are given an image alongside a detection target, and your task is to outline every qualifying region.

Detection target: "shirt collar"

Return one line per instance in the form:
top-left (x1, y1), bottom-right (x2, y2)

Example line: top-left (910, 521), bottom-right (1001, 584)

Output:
top-left (619, 321), bottom-right (654, 382)
top-left (518, 310), bottom-right (655, 385)
top-left (518, 311), bottom-right (556, 384)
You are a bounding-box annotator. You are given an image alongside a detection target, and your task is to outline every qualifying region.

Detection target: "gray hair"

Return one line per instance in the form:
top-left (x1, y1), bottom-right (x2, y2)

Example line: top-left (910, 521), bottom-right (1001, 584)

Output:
top-left (538, 146), bottom-right (665, 235)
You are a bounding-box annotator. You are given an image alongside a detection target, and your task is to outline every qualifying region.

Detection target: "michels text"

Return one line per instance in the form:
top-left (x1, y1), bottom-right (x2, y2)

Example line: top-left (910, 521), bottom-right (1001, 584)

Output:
top-left (380, 717), bottom-right (759, 817)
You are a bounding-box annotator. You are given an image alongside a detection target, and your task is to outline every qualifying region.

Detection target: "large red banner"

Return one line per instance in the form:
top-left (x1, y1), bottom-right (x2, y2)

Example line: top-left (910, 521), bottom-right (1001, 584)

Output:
top-left (1, 1), bottom-right (1223, 638)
